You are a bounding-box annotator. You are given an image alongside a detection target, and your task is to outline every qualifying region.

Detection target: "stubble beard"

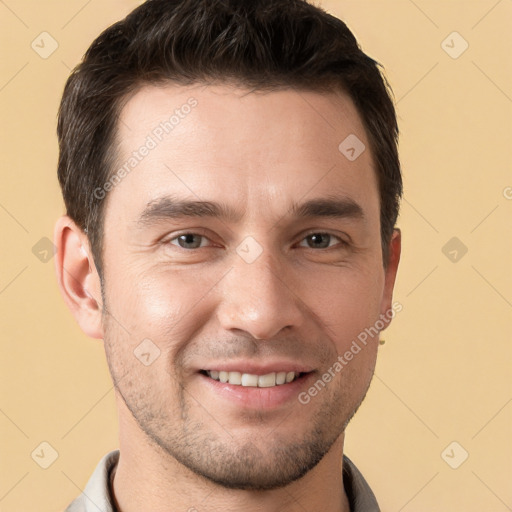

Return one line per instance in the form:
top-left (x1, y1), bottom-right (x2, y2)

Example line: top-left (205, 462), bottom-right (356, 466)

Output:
top-left (106, 343), bottom-right (371, 490)
top-left (100, 291), bottom-right (374, 491)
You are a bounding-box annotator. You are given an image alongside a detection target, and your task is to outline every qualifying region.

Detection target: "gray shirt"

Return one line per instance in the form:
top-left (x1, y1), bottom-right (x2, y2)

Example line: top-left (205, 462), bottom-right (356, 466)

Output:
top-left (65, 450), bottom-right (380, 512)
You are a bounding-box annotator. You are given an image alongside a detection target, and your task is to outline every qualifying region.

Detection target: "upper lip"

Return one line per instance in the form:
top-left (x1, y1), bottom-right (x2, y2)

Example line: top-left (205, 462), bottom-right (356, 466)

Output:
top-left (199, 360), bottom-right (315, 375)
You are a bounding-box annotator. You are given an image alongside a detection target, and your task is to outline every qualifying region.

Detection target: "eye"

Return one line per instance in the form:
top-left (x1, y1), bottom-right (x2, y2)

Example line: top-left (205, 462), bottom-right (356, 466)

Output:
top-left (298, 232), bottom-right (345, 249)
top-left (168, 233), bottom-right (212, 249)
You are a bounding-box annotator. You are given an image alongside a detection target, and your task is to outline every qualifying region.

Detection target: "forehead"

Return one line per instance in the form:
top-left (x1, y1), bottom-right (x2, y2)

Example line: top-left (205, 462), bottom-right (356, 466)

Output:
top-left (108, 83), bottom-right (378, 225)
top-left (117, 83), bottom-right (369, 156)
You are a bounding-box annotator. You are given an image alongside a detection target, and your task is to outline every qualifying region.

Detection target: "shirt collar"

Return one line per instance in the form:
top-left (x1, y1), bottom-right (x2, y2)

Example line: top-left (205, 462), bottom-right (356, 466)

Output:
top-left (343, 454), bottom-right (381, 511)
top-left (66, 450), bottom-right (380, 512)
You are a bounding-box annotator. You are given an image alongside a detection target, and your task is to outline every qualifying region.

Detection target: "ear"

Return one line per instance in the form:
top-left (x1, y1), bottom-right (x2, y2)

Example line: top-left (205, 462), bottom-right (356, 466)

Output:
top-left (53, 216), bottom-right (104, 339)
top-left (379, 228), bottom-right (401, 327)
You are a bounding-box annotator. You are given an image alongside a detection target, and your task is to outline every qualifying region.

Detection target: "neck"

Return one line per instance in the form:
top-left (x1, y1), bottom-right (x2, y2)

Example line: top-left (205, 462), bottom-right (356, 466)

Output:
top-left (112, 403), bottom-right (350, 512)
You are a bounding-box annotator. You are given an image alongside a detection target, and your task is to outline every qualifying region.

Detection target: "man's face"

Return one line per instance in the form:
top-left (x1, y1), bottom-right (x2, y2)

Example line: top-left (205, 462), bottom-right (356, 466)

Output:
top-left (98, 84), bottom-right (399, 489)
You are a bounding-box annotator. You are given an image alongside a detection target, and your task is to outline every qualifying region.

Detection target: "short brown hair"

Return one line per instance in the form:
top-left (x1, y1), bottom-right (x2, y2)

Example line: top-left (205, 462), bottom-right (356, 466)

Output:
top-left (57, 0), bottom-right (402, 278)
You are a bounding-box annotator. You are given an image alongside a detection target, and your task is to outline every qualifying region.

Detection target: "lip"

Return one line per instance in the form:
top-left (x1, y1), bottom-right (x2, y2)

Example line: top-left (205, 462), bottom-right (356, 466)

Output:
top-left (197, 369), bottom-right (316, 410)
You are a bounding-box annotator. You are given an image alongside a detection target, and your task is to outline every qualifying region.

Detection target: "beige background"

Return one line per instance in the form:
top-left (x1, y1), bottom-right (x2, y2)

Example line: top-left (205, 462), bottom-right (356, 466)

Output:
top-left (1, 0), bottom-right (511, 510)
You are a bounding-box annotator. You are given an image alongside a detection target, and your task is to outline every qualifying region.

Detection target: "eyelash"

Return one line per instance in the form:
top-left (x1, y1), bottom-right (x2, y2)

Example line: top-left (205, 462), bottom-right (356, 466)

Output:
top-left (166, 231), bottom-right (348, 251)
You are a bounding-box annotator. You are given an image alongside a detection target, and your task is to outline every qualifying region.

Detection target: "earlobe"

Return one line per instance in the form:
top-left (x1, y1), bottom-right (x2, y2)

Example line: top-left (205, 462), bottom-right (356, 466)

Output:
top-left (53, 216), bottom-right (104, 339)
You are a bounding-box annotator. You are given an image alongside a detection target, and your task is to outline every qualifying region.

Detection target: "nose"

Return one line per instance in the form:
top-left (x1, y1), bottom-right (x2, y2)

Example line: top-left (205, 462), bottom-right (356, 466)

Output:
top-left (216, 247), bottom-right (304, 340)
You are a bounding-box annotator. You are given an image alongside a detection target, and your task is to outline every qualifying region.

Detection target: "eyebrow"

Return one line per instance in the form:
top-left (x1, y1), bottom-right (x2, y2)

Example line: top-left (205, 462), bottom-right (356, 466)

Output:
top-left (136, 194), bottom-right (365, 227)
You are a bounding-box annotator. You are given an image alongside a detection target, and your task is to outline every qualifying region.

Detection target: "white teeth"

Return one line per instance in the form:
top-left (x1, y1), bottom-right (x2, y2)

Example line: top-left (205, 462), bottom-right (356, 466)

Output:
top-left (206, 370), bottom-right (300, 387)
top-left (258, 373), bottom-right (276, 387)
top-left (241, 373), bottom-right (259, 387)
top-left (276, 372), bottom-right (286, 385)
top-left (228, 371), bottom-right (242, 385)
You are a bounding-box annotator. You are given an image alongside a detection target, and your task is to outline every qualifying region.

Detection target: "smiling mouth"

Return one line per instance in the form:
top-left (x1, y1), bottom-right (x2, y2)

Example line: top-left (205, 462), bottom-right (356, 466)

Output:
top-left (200, 370), bottom-right (308, 388)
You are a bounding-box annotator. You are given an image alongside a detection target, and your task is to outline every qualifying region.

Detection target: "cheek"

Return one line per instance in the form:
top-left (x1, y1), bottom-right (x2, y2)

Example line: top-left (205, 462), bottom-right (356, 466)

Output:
top-left (300, 265), bottom-right (385, 347)
top-left (110, 264), bottom-right (223, 349)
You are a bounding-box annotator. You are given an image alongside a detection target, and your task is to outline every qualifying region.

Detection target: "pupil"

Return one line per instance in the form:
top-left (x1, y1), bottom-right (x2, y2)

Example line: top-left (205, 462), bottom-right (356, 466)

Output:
top-left (310, 233), bottom-right (328, 248)
top-left (180, 234), bottom-right (199, 248)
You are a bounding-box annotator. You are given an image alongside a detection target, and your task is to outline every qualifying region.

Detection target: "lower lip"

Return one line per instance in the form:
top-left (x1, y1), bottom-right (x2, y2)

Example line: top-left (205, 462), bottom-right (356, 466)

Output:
top-left (198, 372), bottom-right (315, 410)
